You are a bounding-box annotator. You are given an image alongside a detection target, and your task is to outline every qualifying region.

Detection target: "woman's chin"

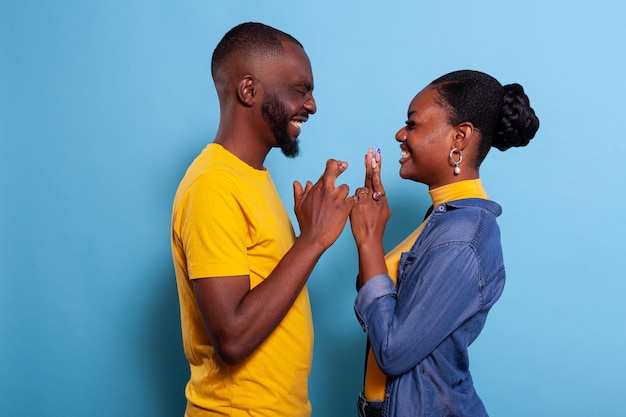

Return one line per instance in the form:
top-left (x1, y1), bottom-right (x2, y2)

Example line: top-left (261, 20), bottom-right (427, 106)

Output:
top-left (398, 167), bottom-right (412, 180)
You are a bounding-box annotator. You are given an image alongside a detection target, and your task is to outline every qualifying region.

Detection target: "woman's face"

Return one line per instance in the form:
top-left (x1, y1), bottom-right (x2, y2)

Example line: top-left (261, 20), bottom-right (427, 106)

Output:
top-left (395, 86), bottom-right (456, 188)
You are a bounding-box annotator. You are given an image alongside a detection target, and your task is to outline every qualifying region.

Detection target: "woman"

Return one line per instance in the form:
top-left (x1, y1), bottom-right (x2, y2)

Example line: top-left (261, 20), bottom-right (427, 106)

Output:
top-left (349, 70), bottom-right (539, 417)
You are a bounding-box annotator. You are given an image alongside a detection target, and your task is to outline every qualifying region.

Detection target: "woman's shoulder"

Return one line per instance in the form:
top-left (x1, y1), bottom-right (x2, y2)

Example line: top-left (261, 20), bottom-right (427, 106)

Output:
top-left (427, 199), bottom-right (502, 244)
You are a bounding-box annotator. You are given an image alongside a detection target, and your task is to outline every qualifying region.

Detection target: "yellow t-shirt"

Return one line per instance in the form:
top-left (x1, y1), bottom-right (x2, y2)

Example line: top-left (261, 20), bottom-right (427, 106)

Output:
top-left (363, 179), bottom-right (489, 401)
top-left (171, 144), bottom-right (313, 417)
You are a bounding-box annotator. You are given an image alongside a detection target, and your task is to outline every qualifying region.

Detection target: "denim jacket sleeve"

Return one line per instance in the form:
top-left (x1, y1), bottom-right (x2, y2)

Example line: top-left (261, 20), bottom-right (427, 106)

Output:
top-left (355, 243), bottom-right (481, 376)
top-left (355, 242), bottom-right (484, 376)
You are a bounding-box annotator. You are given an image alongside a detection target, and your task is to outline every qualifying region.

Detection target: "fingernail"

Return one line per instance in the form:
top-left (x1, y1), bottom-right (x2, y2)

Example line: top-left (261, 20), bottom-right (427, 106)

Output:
top-left (376, 148), bottom-right (381, 154)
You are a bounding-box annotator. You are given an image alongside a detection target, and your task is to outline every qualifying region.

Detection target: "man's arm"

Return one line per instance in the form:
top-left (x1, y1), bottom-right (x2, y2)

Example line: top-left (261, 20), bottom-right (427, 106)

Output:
top-left (193, 159), bottom-right (354, 365)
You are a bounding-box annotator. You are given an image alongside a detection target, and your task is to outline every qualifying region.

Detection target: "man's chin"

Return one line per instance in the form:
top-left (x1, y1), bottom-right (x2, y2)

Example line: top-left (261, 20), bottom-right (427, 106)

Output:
top-left (281, 148), bottom-right (299, 158)
top-left (280, 138), bottom-right (300, 158)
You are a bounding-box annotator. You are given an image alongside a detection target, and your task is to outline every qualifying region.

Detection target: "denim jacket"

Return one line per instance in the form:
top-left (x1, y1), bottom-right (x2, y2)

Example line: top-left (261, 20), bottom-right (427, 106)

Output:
top-left (354, 198), bottom-right (505, 417)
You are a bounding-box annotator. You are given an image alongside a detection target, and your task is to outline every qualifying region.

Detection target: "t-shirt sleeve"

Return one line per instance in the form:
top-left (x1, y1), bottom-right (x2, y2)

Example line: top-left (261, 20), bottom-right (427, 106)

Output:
top-left (180, 172), bottom-right (250, 279)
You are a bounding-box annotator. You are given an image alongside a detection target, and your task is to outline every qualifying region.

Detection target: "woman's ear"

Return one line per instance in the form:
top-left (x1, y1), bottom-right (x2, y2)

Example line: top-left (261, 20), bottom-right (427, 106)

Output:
top-left (237, 75), bottom-right (256, 106)
top-left (453, 122), bottom-right (475, 151)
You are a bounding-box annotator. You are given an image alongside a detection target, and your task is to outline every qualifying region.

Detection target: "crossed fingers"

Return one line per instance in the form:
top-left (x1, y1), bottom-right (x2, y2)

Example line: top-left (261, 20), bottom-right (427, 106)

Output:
top-left (354, 148), bottom-right (386, 203)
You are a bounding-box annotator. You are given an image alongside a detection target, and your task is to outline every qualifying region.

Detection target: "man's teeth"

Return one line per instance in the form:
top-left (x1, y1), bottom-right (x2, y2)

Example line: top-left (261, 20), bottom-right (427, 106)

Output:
top-left (400, 150), bottom-right (409, 158)
top-left (290, 120), bottom-right (303, 128)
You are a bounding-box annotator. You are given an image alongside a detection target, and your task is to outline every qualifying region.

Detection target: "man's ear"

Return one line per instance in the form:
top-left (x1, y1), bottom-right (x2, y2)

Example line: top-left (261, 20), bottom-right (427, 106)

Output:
top-left (453, 122), bottom-right (475, 151)
top-left (237, 75), bottom-right (256, 106)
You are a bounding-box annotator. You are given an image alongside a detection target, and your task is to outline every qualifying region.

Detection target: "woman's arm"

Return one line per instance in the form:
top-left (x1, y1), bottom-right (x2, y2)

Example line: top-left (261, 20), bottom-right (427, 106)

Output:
top-left (350, 148), bottom-right (391, 286)
top-left (357, 243), bottom-right (483, 376)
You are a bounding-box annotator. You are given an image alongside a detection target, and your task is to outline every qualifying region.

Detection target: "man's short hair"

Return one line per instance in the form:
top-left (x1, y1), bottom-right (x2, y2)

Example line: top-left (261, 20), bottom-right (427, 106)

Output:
top-left (211, 22), bottom-right (302, 82)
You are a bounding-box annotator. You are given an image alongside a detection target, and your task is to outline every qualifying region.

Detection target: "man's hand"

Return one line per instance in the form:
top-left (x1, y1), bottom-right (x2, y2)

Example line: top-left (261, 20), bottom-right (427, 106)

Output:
top-left (293, 159), bottom-right (355, 251)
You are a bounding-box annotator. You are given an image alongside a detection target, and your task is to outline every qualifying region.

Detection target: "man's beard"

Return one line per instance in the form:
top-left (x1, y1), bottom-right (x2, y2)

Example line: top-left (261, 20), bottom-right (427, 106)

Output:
top-left (261, 93), bottom-right (300, 158)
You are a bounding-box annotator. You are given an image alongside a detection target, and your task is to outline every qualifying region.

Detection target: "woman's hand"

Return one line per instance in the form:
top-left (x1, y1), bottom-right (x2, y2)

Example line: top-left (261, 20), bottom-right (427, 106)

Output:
top-left (350, 148), bottom-right (391, 285)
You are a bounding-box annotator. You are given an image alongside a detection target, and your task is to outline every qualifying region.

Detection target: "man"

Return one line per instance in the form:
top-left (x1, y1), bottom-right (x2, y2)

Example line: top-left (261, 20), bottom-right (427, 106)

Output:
top-left (171, 22), bottom-right (354, 416)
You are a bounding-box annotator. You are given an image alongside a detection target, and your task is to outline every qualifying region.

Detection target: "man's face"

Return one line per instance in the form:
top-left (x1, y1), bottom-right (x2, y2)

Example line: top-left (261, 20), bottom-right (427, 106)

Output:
top-left (258, 41), bottom-right (317, 158)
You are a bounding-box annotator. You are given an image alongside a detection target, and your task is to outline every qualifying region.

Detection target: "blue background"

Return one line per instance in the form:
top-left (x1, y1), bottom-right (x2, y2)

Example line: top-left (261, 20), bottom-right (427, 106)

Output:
top-left (2, 1), bottom-right (625, 416)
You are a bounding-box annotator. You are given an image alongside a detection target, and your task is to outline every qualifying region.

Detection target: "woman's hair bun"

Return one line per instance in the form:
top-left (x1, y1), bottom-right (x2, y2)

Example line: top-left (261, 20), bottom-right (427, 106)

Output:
top-left (493, 83), bottom-right (540, 151)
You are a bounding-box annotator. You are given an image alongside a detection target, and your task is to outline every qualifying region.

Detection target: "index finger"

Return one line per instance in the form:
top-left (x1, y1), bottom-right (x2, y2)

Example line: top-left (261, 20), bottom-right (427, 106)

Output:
top-left (321, 159), bottom-right (348, 189)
